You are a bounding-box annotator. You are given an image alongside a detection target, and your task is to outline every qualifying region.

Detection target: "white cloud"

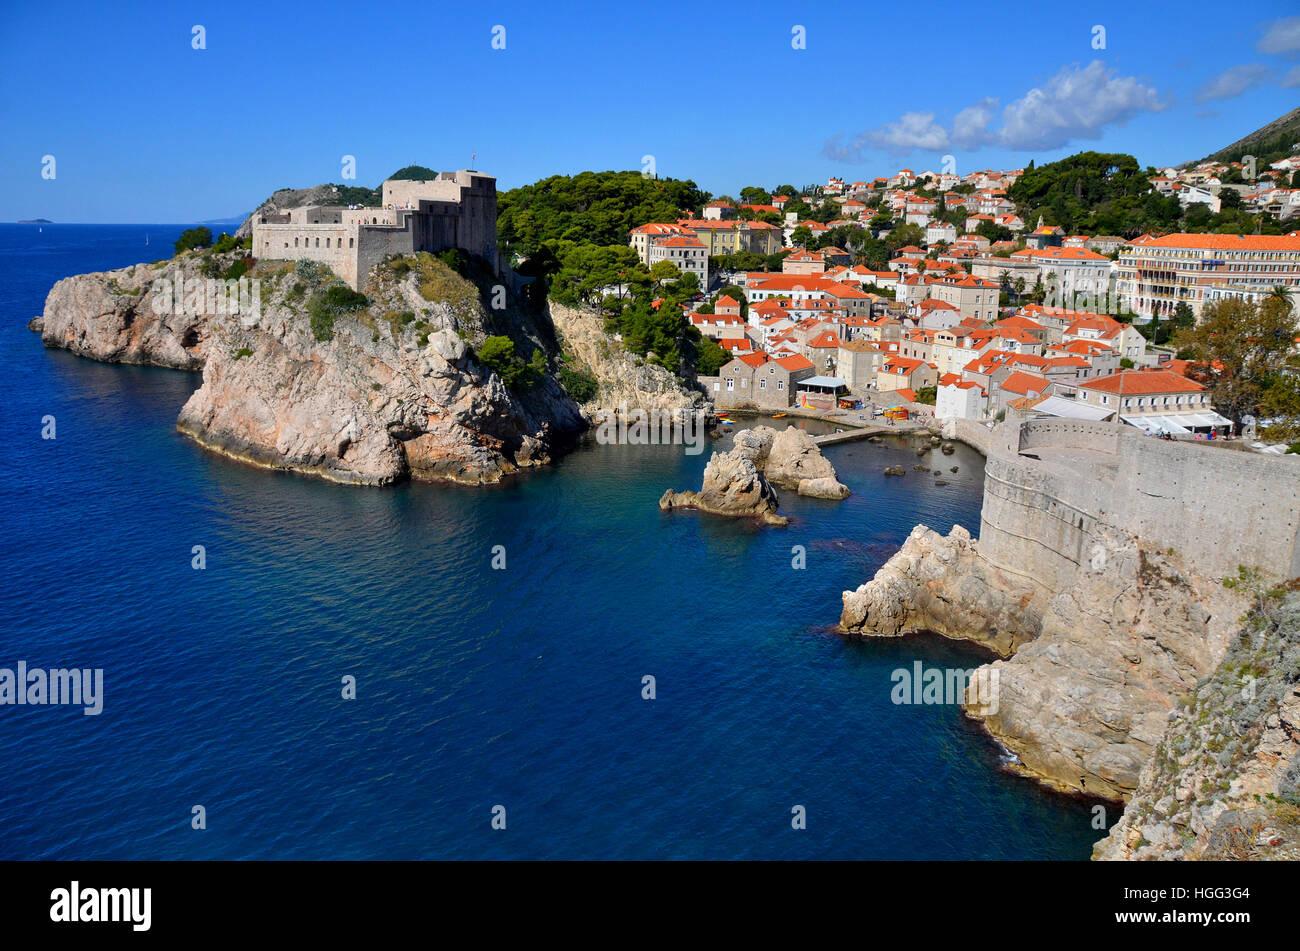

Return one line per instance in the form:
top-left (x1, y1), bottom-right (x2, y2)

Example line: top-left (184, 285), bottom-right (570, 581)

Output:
top-left (1196, 63), bottom-right (1272, 102)
top-left (1283, 65), bottom-right (1300, 89)
top-left (822, 61), bottom-right (1165, 161)
top-left (996, 62), bottom-right (1165, 150)
top-left (1258, 16), bottom-right (1300, 56)
top-left (824, 112), bottom-right (949, 161)
top-left (951, 98), bottom-right (999, 149)
top-left (869, 112), bottom-right (952, 152)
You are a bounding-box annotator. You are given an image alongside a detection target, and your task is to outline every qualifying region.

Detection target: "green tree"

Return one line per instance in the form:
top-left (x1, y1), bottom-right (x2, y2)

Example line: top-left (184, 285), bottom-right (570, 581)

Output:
top-left (549, 243), bottom-right (641, 311)
top-left (649, 260), bottom-right (682, 285)
top-left (1175, 297), bottom-right (1300, 430)
top-left (696, 337), bottom-right (729, 376)
top-left (174, 227), bottom-right (212, 255)
top-left (558, 365), bottom-right (599, 403)
top-left (477, 335), bottom-right (544, 390)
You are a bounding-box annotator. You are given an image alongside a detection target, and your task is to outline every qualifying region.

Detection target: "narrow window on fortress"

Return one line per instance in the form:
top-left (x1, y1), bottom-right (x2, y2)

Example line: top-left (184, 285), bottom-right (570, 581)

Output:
top-left (294, 237), bottom-right (299, 247)
top-left (349, 238), bottom-right (354, 248)
top-left (326, 238), bottom-right (330, 248)
top-left (315, 238), bottom-right (320, 248)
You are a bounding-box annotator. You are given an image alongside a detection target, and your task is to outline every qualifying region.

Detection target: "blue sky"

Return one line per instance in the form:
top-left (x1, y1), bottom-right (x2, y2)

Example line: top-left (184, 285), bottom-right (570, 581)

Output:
top-left (1, 0), bottom-right (1298, 222)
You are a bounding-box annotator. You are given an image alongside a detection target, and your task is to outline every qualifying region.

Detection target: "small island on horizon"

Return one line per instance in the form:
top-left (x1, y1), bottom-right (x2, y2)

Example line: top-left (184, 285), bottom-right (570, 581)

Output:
top-left (17, 218), bottom-right (52, 224)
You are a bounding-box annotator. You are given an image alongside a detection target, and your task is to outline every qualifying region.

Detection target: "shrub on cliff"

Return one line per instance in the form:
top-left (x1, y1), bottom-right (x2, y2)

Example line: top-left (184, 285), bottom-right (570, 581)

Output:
top-left (174, 227), bottom-right (213, 255)
top-left (212, 232), bottom-right (239, 253)
top-left (558, 365), bottom-right (599, 403)
top-left (413, 253), bottom-right (479, 319)
top-left (307, 285), bottom-right (370, 342)
top-left (478, 335), bottom-right (545, 390)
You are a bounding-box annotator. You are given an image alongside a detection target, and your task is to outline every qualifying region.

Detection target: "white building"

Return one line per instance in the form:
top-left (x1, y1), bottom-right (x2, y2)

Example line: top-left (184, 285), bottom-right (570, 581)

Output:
top-left (936, 379), bottom-right (986, 419)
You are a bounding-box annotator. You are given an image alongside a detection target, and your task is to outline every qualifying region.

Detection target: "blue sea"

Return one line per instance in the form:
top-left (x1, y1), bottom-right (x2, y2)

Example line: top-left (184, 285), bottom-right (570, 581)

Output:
top-left (0, 224), bottom-right (1106, 859)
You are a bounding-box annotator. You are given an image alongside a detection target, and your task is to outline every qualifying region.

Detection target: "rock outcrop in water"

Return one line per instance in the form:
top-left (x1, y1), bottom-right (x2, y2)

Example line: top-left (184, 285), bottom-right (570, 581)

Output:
top-left (36, 250), bottom-right (590, 485)
top-left (659, 447), bottom-right (786, 526)
top-left (840, 525), bottom-right (1039, 657)
top-left (843, 522), bottom-right (1241, 801)
top-left (659, 424), bottom-right (847, 525)
top-left (762, 426), bottom-right (850, 499)
top-left (39, 260), bottom-right (209, 370)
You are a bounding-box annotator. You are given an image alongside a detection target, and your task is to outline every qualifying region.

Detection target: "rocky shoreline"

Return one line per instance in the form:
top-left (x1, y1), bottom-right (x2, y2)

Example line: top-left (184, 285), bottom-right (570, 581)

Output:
top-left (33, 251), bottom-right (705, 486)
top-left (837, 419), bottom-right (1300, 859)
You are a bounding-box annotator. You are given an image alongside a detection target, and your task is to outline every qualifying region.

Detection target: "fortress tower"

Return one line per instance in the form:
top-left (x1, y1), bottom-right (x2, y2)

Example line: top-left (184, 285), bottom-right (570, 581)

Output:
top-left (251, 170), bottom-right (498, 290)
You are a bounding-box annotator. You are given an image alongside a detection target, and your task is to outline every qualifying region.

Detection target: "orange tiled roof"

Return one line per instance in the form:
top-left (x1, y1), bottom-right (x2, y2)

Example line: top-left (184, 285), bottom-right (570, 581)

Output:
top-left (1080, 369), bottom-right (1206, 396)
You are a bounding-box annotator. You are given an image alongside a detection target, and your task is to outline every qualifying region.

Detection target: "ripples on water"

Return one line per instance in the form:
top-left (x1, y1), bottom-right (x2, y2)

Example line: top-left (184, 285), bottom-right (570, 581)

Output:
top-left (0, 225), bottom-right (1106, 859)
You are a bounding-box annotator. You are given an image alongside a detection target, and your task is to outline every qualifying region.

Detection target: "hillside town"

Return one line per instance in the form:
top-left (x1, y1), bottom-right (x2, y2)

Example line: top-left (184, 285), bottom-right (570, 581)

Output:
top-left (625, 153), bottom-right (1300, 445)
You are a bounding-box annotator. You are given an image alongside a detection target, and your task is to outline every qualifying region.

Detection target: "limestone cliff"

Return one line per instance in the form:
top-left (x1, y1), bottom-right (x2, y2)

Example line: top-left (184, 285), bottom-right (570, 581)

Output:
top-left (548, 302), bottom-right (704, 415)
top-left (1093, 590), bottom-right (1300, 860)
top-left (843, 523), bottom-right (1242, 801)
top-left (36, 251), bottom-right (585, 485)
top-left (837, 418), bottom-right (1300, 807)
top-left (38, 258), bottom-right (210, 369)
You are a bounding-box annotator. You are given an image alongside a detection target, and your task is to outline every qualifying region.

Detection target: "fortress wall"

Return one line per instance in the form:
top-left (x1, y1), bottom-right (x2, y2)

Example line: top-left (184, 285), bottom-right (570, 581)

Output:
top-left (942, 417), bottom-right (994, 455)
top-left (978, 419), bottom-right (1300, 587)
top-left (1016, 419), bottom-right (1119, 455)
top-left (1110, 434), bottom-right (1300, 580)
top-left (253, 223), bottom-right (358, 287)
top-left (979, 451), bottom-right (1111, 591)
top-left (355, 224), bottom-right (417, 291)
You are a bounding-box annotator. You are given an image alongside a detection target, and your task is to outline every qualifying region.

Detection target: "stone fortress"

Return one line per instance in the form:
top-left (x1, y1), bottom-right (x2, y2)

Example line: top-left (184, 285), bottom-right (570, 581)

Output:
top-left (975, 417), bottom-right (1300, 585)
top-left (251, 170), bottom-right (498, 290)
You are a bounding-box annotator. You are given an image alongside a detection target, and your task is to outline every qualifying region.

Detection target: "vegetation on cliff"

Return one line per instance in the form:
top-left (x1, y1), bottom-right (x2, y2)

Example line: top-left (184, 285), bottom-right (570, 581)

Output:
top-left (497, 170), bottom-right (709, 262)
top-left (1097, 578), bottom-right (1300, 860)
top-left (174, 226), bottom-right (213, 254)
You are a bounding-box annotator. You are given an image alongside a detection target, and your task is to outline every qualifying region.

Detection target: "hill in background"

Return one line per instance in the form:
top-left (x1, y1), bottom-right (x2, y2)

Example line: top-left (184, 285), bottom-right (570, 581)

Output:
top-left (1190, 106), bottom-right (1300, 168)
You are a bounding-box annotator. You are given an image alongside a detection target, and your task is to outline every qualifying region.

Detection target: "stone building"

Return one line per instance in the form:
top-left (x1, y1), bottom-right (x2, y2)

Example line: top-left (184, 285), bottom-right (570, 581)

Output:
top-left (252, 170), bottom-right (498, 290)
top-left (707, 353), bottom-right (816, 410)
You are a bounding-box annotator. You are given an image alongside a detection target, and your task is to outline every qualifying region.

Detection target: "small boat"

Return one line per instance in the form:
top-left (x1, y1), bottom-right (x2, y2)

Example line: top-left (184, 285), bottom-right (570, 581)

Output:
top-left (772, 413), bottom-right (787, 418)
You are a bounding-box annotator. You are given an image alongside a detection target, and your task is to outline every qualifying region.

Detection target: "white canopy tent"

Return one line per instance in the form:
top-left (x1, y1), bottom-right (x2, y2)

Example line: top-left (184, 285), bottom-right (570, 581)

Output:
top-left (1120, 410), bottom-right (1232, 435)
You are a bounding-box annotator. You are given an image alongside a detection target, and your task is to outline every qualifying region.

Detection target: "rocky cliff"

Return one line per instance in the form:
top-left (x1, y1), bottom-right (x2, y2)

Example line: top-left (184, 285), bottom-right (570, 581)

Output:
top-left (1093, 589), bottom-right (1300, 860)
top-left (843, 523), bottom-right (1243, 801)
top-left (548, 302), bottom-right (704, 415)
top-left (36, 250), bottom-right (589, 485)
top-left (38, 259), bottom-right (210, 369)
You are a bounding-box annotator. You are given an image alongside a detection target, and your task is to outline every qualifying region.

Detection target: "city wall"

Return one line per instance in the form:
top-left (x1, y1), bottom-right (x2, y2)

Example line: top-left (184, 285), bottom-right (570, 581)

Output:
top-left (976, 419), bottom-right (1300, 589)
